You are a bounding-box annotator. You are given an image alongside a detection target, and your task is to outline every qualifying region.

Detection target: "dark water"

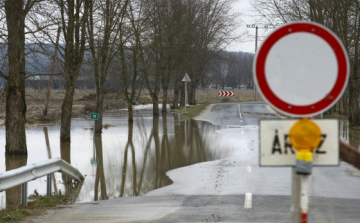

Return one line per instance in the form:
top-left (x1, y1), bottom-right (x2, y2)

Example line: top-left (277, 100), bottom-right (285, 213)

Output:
top-left (0, 112), bottom-right (238, 209)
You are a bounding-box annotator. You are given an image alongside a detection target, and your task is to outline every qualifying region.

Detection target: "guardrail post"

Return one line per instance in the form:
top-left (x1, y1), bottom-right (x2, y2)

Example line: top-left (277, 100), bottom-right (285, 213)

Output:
top-left (66, 176), bottom-right (72, 195)
top-left (47, 174), bottom-right (52, 195)
top-left (21, 183), bottom-right (27, 206)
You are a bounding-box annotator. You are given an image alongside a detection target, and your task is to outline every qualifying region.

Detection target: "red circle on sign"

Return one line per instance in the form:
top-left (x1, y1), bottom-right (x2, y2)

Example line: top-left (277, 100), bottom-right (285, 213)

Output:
top-left (254, 22), bottom-right (349, 117)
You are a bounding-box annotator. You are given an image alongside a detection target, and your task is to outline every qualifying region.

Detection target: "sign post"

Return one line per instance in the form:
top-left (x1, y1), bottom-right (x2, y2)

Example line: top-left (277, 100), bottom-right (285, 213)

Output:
top-left (182, 73), bottom-right (191, 113)
top-left (254, 21), bottom-right (349, 223)
top-left (90, 113), bottom-right (99, 165)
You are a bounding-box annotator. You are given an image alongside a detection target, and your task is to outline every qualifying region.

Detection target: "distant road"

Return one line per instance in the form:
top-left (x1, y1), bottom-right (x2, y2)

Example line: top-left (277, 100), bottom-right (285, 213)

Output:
top-left (35, 102), bottom-right (360, 223)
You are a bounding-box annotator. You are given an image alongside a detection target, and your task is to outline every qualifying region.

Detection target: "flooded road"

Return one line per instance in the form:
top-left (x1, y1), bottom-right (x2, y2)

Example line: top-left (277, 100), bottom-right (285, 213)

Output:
top-left (0, 111), bottom-right (241, 209)
top-left (3, 103), bottom-right (360, 222)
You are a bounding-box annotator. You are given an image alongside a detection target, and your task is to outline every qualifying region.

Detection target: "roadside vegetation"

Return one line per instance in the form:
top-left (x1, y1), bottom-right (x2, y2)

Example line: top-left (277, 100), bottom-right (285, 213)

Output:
top-left (178, 103), bottom-right (210, 121)
top-left (0, 193), bottom-right (71, 222)
top-left (0, 89), bottom-right (259, 126)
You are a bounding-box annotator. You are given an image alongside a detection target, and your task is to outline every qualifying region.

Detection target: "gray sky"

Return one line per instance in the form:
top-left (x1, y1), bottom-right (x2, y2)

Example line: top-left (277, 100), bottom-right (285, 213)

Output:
top-left (227, 0), bottom-right (272, 54)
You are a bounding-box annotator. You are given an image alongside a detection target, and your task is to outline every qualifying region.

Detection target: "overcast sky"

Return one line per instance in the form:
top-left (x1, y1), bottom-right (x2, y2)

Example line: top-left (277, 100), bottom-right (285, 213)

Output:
top-left (227, 0), bottom-right (272, 54)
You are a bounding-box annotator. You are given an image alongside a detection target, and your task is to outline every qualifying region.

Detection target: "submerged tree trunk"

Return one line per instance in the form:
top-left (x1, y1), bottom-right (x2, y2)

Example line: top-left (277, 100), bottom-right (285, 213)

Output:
top-left (5, 0), bottom-right (28, 155)
top-left (6, 156), bottom-right (27, 207)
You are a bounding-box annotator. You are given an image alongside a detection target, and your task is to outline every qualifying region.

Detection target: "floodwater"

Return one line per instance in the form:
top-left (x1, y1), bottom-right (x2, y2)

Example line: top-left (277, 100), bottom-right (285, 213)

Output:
top-left (0, 112), bottom-right (358, 210)
top-left (0, 112), bottom-right (238, 209)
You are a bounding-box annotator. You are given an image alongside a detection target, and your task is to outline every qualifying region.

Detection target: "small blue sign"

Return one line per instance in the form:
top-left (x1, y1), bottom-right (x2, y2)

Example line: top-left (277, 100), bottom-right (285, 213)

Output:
top-left (90, 113), bottom-right (99, 120)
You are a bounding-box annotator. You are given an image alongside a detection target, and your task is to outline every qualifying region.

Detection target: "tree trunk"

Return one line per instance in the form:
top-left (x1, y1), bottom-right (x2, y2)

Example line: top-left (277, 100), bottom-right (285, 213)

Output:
top-left (162, 88), bottom-right (168, 113)
top-left (349, 80), bottom-right (360, 125)
top-left (153, 92), bottom-right (160, 116)
top-left (128, 102), bottom-right (133, 123)
top-left (60, 81), bottom-right (75, 142)
top-left (59, 0), bottom-right (89, 142)
top-left (173, 88), bottom-right (179, 109)
top-left (172, 73), bottom-right (181, 109)
top-left (180, 85), bottom-right (185, 107)
top-left (43, 26), bottom-right (61, 116)
top-left (95, 86), bottom-right (104, 133)
top-left (188, 81), bottom-right (197, 105)
top-left (60, 141), bottom-right (71, 192)
top-left (5, 0), bottom-right (27, 155)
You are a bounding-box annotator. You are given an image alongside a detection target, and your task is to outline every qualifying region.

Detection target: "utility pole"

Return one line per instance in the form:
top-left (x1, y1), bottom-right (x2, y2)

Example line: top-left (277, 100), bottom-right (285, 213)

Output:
top-left (247, 24), bottom-right (269, 101)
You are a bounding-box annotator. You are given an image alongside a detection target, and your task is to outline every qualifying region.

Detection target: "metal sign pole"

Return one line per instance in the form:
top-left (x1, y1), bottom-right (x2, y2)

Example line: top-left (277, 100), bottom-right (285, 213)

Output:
top-left (255, 26), bottom-right (258, 101)
top-left (291, 167), bottom-right (300, 223)
top-left (185, 81), bottom-right (187, 113)
top-left (182, 73), bottom-right (191, 114)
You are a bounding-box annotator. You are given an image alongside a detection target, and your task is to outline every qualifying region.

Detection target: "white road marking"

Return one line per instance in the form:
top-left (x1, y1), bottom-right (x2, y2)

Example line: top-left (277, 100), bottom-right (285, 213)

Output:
top-left (238, 104), bottom-right (243, 123)
top-left (247, 165), bottom-right (252, 173)
top-left (244, 193), bottom-right (252, 209)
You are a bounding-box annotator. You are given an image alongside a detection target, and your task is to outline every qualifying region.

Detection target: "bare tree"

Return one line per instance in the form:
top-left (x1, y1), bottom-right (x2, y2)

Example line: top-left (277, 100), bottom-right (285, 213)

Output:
top-left (113, 0), bottom-right (147, 122)
top-left (55, 0), bottom-right (90, 142)
top-left (87, 0), bottom-right (128, 132)
top-left (185, 0), bottom-right (238, 105)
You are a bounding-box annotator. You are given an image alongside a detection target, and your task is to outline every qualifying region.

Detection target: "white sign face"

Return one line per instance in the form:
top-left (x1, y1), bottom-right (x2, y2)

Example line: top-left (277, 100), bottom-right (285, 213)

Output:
top-left (182, 73), bottom-right (191, 82)
top-left (265, 33), bottom-right (338, 106)
top-left (259, 119), bottom-right (339, 166)
top-left (254, 22), bottom-right (349, 117)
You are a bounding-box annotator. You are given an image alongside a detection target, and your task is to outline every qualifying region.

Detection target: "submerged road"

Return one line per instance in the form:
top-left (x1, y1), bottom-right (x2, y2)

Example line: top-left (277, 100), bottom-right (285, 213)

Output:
top-left (32, 102), bottom-right (360, 223)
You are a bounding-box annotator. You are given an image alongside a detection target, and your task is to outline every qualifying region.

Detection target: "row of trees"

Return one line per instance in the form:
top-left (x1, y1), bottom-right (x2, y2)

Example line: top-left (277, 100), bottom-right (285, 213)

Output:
top-left (252, 0), bottom-right (360, 125)
top-left (207, 51), bottom-right (254, 90)
top-left (1, 0), bottom-right (240, 155)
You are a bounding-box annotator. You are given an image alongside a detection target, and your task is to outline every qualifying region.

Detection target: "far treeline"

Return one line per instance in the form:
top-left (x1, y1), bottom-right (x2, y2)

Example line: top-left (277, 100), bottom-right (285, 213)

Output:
top-left (253, 0), bottom-right (360, 124)
top-left (1, 0), bottom-right (246, 156)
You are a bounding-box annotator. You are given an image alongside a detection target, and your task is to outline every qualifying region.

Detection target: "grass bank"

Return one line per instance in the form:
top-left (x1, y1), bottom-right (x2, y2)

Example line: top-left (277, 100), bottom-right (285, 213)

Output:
top-left (171, 103), bottom-right (210, 121)
top-left (0, 194), bottom-right (71, 222)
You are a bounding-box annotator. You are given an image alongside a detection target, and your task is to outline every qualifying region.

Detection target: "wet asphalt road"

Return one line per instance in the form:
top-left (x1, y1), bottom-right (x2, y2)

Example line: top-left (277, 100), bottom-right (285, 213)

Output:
top-left (32, 102), bottom-right (360, 223)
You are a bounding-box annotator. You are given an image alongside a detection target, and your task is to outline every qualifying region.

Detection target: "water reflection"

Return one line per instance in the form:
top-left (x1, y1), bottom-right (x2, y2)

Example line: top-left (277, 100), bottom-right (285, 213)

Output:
top-left (43, 127), bottom-right (57, 194)
top-left (94, 133), bottom-right (107, 200)
top-left (1, 113), bottom-right (237, 208)
top-left (4, 115), bottom-right (360, 209)
top-left (84, 113), bottom-right (232, 201)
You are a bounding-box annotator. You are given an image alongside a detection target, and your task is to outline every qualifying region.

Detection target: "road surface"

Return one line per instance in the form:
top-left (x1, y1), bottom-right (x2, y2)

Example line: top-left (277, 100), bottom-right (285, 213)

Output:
top-left (30, 102), bottom-right (360, 223)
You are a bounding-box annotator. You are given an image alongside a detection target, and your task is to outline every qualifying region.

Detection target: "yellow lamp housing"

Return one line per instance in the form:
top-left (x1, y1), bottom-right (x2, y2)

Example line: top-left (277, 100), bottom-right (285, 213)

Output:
top-left (289, 118), bottom-right (322, 152)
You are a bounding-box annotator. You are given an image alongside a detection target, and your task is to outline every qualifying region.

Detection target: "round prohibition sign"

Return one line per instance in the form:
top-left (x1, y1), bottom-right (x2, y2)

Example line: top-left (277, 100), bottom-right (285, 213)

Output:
top-left (254, 22), bottom-right (349, 117)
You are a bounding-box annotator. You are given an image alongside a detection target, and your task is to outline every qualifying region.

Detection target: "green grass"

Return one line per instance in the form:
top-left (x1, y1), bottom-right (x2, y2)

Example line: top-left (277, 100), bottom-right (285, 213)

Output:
top-left (174, 103), bottom-right (210, 121)
top-left (0, 194), bottom-right (71, 222)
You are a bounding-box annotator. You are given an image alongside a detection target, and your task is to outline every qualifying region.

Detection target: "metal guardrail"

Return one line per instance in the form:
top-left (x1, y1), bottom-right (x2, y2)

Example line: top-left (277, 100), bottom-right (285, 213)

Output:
top-left (0, 158), bottom-right (84, 205)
